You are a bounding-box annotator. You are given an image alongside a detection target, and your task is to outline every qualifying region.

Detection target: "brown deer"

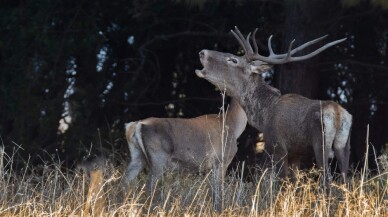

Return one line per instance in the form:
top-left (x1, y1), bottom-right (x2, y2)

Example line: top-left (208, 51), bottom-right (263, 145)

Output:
top-left (195, 27), bottom-right (352, 185)
top-left (123, 97), bottom-right (247, 210)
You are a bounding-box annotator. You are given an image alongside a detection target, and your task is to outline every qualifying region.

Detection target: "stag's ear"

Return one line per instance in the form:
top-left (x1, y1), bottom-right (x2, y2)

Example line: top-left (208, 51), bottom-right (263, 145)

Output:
top-left (249, 65), bottom-right (262, 74)
top-left (249, 61), bottom-right (272, 74)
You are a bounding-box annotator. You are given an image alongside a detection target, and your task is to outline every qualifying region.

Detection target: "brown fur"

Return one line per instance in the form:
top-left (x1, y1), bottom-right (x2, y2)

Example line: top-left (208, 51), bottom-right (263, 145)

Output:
top-left (123, 98), bottom-right (247, 211)
top-left (196, 35), bottom-right (352, 185)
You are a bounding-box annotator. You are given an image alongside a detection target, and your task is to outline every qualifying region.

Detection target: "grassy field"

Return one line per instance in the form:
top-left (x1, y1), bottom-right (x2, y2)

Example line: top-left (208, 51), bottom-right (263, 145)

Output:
top-left (0, 144), bottom-right (387, 217)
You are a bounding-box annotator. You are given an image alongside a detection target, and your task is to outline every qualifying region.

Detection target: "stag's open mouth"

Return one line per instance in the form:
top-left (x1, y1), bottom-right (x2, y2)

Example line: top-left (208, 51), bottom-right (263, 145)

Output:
top-left (196, 50), bottom-right (209, 78)
top-left (195, 69), bottom-right (206, 78)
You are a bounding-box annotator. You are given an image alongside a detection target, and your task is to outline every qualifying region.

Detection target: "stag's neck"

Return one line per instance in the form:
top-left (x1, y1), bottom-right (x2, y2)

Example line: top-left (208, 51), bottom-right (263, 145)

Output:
top-left (225, 97), bottom-right (247, 138)
top-left (238, 75), bottom-right (281, 132)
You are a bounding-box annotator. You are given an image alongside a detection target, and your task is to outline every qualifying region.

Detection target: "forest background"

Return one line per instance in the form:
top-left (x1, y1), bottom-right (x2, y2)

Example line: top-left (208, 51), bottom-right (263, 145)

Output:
top-left (0, 0), bottom-right (387, 171)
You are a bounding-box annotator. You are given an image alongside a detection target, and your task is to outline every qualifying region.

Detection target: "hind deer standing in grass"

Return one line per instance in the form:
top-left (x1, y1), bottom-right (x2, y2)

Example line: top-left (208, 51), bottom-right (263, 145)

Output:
top-left (195, 27), bottom-right (352, 186)
top-left (123, 97), bottom-right (247, 210)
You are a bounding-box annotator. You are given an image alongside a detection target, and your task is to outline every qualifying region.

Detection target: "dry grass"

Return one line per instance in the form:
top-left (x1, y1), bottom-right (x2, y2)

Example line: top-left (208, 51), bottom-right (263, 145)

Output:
top-left (0, 145), bottom-right (387, 217)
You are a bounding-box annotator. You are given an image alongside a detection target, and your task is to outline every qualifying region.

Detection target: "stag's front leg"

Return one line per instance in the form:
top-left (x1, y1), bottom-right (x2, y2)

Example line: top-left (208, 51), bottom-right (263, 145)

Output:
top-left (271, 142), bottom-right (289, 179)
top-left (289, 157), bottom-right (301, 182)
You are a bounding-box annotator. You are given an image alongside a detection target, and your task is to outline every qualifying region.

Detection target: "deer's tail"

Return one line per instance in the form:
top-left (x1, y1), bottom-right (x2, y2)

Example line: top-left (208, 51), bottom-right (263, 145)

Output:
top-left (125, 122), bottom-right (150, 165)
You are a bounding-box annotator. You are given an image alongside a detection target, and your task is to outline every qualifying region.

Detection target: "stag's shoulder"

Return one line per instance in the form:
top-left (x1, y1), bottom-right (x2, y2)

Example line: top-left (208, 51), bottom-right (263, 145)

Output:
top-left (277, 94), bottom-right (319, 110)
top-left (280, 93), bottom-right (312, 102)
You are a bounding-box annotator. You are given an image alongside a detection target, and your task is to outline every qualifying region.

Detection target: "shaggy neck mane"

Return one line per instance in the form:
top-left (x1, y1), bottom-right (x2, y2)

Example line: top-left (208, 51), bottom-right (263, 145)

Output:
top-left (238, 74), bottom-right (281, 131)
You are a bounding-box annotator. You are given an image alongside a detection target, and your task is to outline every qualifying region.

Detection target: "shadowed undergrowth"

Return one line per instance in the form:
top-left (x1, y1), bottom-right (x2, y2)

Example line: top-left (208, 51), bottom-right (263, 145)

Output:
top-left (0, 146), bottom-right (387, 216)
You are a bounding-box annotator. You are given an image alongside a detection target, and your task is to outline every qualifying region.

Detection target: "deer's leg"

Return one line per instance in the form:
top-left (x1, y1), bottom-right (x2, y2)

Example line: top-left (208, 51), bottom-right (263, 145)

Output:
top-left (333, 146), bottom-right (349, 183)
top-left (273, 143), bottom-right (289, 179)
top-left (280, 155), bottom-right (289, 179)
top-left (146, 151), bottom-right (168, 194)
top-left (313, 135), bottom-right (333, 190)
top-left (212, 164), bottom-right (223, 212)
top-left (312, 143), bottom-right (327, 188)
top-left (210, 147), bottom-right (236, 212)
top-left (333, 125), bottom-right (351, 184)
top-left (124, 142), bottom-right (146, 182)
top-left (289, 158), bottom-right (301, 182)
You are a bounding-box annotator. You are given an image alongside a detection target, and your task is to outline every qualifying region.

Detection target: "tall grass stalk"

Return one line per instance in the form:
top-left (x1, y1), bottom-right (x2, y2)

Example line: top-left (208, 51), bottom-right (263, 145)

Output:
top-left (0, 144), bottom-right (387, 216)
top-left (1, 107), bottom-right (387, 216)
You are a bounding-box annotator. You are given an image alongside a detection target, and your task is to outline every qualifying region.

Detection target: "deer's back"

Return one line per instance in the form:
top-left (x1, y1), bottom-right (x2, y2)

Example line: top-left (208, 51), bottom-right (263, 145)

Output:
top-left (265, 94), bottom-right (350, 153)
top-left (140, 115), bottom-right (233, 171)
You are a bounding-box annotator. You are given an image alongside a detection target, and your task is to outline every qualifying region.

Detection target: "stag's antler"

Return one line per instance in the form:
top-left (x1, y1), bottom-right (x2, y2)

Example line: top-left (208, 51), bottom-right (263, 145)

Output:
top-left (231, 26), bottom-right (346, 64)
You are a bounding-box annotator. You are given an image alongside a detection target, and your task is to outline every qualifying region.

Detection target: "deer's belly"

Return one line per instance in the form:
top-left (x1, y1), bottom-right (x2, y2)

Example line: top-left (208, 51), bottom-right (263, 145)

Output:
top-left (169, 152), bottom-right (216, 173)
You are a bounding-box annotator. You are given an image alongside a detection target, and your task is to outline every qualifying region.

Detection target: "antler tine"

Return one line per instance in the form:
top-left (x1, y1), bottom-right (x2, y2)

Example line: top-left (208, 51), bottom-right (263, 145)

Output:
top-left (231, 27), bottom-right (346, 64)
top-left (245, 32), bottom-right (253, 53)
top-left (288, 35), bottom-right (328, 57)
top-left (283, 37), bottom-right (347, 62)
top-left (285, 39), bottom-right (296, 60)
top-left (256, 36), bottom-right (346, 64)
top-left (259, 37), bottom-right (346, 64)
top-left (251, 28), bottom-right (259, 54)
top-left (231, 26), bottom-right (254, 55)
top-left (231, 29), bottom-right (247, 54)
top-left (268, 35), bottom-right (275, 56)
top-left (271, 35), bottom-right (329, 59)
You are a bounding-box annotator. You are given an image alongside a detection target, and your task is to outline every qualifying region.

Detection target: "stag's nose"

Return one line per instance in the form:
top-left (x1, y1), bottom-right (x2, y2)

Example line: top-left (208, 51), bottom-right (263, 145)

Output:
top-left (199, 50), bottom-right (207, 59)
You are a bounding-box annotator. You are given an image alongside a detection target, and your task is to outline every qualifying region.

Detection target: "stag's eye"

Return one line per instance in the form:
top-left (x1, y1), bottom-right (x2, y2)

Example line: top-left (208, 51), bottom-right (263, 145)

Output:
top-left (227, 57), bottom-right (238, 64)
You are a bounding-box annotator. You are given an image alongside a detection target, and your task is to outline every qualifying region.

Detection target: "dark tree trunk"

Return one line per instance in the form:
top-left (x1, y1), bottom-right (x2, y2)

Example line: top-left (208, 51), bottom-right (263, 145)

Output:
top-left (275, 0), bottom-right (340, 99)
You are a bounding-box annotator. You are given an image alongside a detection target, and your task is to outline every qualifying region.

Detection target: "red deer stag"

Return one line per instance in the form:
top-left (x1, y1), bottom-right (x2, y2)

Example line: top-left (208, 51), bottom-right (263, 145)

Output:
top-left (195, 27), bottom-right (352, 185)
top-left (123, 98), bottom-right (247, 210)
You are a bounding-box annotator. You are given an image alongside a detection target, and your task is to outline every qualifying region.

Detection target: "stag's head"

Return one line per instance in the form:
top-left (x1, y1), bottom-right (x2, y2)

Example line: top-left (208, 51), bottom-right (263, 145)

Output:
top-left (195, 49), bottom-right (263, 94)
top-left (196, 26), bottom-right (346, 93)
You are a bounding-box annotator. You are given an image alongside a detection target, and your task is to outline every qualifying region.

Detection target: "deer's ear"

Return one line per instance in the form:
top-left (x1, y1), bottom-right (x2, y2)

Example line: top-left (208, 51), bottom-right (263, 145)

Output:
top-left (249, 65), bottom-right (262, 74)
top-left (249, 61), bottom-right (272, 74)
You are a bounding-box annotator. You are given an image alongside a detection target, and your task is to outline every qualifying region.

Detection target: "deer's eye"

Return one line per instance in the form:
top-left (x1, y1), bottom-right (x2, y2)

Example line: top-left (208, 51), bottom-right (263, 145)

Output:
top-left (227, 57), bottom-right (238, 64)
